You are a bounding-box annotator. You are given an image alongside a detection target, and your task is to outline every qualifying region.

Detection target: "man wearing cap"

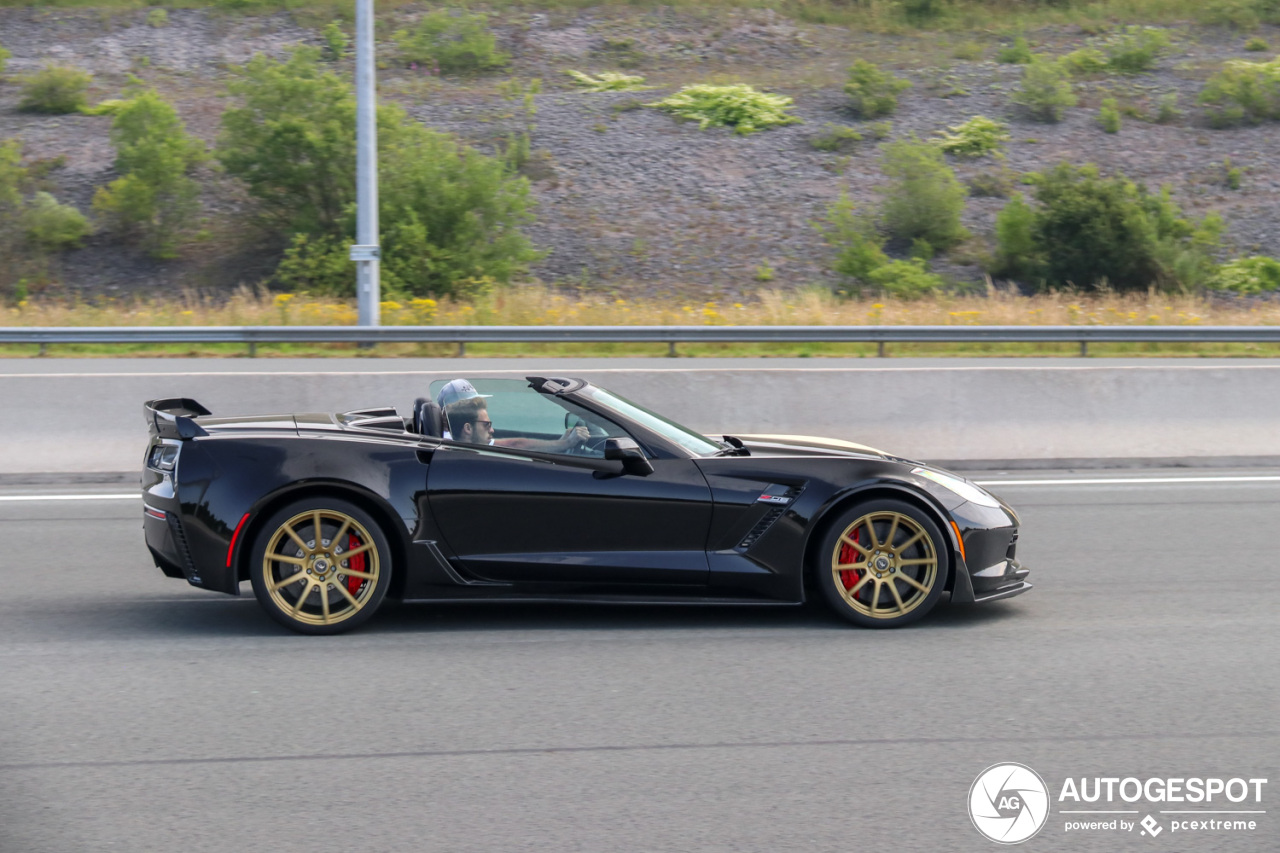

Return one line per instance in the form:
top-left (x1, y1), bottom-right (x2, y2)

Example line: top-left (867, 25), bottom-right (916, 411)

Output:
top-left (437, 379), bottom-right (589, 452)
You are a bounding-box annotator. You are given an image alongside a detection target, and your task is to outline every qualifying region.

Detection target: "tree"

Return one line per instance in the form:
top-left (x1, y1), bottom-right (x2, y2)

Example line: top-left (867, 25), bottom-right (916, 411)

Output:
top-left (218, 48), bottom-right (541, 297)
top-left (992, 163), bottom-right (1222, 290)
top-left (92, 85), bottom-right (205, 258)
top-left (217, 49), bottom-right (362, 236)
top-left (879, 139), bottom-right (968, 252)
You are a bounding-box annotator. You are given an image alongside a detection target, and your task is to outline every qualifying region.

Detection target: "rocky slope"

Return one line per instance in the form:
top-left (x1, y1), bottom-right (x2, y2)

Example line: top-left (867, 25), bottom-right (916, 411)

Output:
top-left (1, 5), bottom-right (1278, 299)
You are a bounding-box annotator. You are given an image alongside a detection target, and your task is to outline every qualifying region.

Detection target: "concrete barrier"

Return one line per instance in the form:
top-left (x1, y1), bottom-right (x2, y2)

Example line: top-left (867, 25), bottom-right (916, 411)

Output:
top-left (2, 357), bottom-right (1279, 476)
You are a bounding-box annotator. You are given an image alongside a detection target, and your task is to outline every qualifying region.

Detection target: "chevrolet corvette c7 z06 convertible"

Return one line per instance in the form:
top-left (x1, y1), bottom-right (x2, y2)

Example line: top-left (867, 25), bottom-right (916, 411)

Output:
top-left (142, 376), bottom-right (1030, 634)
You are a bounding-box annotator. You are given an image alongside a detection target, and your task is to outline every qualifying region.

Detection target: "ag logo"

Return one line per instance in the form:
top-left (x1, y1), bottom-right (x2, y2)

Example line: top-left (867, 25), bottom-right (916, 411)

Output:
top-left (969, 763), bottom-right (1050, 844)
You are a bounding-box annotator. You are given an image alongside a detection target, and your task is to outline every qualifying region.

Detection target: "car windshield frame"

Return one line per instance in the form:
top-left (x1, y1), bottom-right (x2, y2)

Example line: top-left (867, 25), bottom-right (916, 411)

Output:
top-left (579, 386), bottom-right (722, 457)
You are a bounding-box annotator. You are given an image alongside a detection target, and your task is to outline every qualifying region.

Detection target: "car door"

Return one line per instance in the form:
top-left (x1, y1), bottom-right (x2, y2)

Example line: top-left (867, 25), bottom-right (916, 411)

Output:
top-left (426, 444), bottom-right (714, 586)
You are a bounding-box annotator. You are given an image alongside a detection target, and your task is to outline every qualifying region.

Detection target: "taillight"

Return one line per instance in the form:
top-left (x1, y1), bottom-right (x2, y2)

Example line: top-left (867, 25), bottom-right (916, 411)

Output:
top-left (148, 444), bottom-right (180, 471)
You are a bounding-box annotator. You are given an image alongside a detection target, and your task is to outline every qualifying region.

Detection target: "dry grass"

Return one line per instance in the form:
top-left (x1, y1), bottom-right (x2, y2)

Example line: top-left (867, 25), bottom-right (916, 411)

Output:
top-left (4, 284), bottom-right (1277, 327)
top-left (3, 285), bottom-right (1280, 358)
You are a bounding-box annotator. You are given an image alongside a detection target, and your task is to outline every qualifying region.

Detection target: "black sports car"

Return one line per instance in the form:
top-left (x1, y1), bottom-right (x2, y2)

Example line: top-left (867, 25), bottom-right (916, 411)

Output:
top-left (142, 376), bottom-right (1030, 634)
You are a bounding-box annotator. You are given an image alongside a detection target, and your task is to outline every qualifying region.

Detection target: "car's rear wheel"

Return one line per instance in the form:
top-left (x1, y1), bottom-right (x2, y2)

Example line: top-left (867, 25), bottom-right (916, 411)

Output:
top-left (816, 499), bottom-right (949, 628)
top-left (249, 497), bottom-right (391, 635)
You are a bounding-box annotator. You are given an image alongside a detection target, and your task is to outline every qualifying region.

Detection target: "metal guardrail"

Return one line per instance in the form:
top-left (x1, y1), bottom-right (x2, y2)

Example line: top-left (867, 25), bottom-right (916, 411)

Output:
top-left (3, 324), bottom-right (1280, 356)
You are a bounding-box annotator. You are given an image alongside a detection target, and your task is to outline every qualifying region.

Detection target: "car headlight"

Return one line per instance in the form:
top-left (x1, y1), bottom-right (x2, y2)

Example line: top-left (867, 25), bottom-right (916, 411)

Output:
top-left (912, 467), bottom-right (1001, 508)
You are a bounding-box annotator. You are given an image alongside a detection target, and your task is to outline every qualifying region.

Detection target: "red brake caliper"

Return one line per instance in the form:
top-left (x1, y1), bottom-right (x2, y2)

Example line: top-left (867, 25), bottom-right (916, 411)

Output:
top-left (346, 533), bottom-right (366, 595)
top-left (838, 527), bottom-right (863, 597)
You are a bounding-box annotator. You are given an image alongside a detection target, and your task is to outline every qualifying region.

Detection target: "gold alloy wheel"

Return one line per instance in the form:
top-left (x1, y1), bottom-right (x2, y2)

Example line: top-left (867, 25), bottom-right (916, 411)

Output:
top-left (830, 510), bottom-right (938, 620)
top-left (261, 509), bottom-right (381, 628)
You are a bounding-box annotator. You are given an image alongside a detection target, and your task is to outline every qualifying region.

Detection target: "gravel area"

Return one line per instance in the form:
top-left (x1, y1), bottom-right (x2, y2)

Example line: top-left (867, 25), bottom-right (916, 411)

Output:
top-left (1, 6), bottom-right (1279, 298)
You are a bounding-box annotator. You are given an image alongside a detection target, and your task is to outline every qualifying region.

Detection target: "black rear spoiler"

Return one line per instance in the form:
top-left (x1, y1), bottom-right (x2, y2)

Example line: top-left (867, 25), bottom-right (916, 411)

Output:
top-left (144, 398), bottom-right (211, 439)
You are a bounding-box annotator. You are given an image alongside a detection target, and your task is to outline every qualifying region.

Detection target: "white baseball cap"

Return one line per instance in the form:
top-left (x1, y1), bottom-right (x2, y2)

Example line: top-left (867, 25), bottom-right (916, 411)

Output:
top-left (435, 378), bottom-right (491, 410)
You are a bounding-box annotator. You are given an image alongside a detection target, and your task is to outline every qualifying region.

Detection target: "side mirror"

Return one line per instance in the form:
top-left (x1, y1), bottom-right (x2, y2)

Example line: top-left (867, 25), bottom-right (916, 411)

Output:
top-left (604, 437), bottom-right (654, 476)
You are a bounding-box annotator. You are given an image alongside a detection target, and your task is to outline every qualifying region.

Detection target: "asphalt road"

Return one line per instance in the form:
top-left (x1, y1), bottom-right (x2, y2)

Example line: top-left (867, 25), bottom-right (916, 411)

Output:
top-left (0, 472), bottom-right (1276, 852)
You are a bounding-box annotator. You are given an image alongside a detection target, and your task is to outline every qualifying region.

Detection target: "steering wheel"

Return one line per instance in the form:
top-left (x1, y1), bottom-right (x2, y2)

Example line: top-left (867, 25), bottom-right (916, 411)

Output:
top-left (564, 418), bottom-right (610, 456)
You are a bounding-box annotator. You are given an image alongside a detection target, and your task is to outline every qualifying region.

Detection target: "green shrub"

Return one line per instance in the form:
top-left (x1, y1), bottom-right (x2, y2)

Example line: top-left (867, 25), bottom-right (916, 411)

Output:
top-left (991, 162), bottom-right (1222, 290)
top-left (146, 8), bottom-right (168, 27)
top-left (274, 233), bottom-right (353, 293)
top-left (966, 167), bottom-right (1015, 198)
top-left (1155, 92), bottom-right (1182, 123)
top-left (866, 257), bottom-right (945, 298)
top-left (1211, 255), bottom-right (1280, 293)
top-left (93, 86), bottom-right (205, 259)
top-left (1245, 37), bottom-right (1270, 51)
top-left (880, 138), bottom-right (968, 250)
top-left (809, 124), bottom-right (863, 152)
top-left (19, 65), bottom-right (92, 114)
top-left (1222, 156), bottom-right (1243, 188)
top-left (646, 84), bottom-right (802, 135)
top-left (218, 49), bottom-right (540, 297)
top-left (0, 44), bottom-right (11, 77)
top-left (933, 115), bottom-right (1008, 157)
top-left (844, 59), bottom-right (911, 118)
top-left (392, 10), bottom-right (508, 75)
top-left (0, 139), bottom-right (91, 293)
top-left (1199, 56), bottom-right (1280, 126)
top-left (321, 21), bottom-right (349, 61)
top-left (0, 139), bottom-right (23, 208)
top-left (1098, 97), bottom-right (1121, 132)
top-left (1105, 27), bottom-right (1172, 73)
top-left (566, 70), bottom-right (649, 92)
top-left (21, 191), bottom-right (91, 251)
top-left (901, 0), bottom-right (947, 23)
top-left (951, 41), bottom-right (984, 61)
top-left (818, 192), bottom-right (943, 298)
top-left (867, 120), bottom-right (893, 140)
top-left (1012, 57), bottom-right (1076, 121)
top-left (991, 193), bottom-right (1039, 282)
top-left (1061, 48), bottom-right (1108, 75)
top-left (1196, 0), bottom-right (1280, 28)
top-left (821, 191), bottom-right (889, 281)
top-left (591, 37), bottom-right (645, 69)
top-left (996, 36), bottom-right (1033, 65)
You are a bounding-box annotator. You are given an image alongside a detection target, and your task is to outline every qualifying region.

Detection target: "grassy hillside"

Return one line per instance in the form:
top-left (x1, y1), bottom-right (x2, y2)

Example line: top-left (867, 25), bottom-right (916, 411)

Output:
top-left (1, 0), bottom-right (1279, 305)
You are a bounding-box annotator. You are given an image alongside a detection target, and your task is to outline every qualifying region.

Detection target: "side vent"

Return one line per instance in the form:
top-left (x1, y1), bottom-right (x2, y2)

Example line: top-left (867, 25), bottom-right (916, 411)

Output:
top-left (738, 507), bottom-right (787, 550)
top-left (165, 514), bottom-right (201, 583)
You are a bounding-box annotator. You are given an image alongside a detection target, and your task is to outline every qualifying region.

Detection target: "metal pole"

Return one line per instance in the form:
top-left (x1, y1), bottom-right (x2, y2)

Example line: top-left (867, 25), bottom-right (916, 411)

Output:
top-left (352, 0), bottom-right (380, 328)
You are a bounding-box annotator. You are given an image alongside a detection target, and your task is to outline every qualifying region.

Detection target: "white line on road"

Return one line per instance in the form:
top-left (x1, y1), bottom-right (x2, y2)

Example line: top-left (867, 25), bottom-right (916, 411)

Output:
top-left (7, 365), bottom-right (1280, 379)
top-left (0, 494), bottom-right (139, 501)
top-left (977, 476), bottom-right (1280, 486)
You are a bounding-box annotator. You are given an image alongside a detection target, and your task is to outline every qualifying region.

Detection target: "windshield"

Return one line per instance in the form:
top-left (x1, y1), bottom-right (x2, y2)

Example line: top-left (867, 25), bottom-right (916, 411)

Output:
top-left (582, 387), bottom-right (721, 456)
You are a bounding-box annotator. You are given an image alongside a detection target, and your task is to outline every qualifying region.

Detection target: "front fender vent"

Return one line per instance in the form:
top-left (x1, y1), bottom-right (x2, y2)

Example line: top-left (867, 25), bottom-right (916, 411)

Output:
top-left (738, 507), bottom-right (786, 550)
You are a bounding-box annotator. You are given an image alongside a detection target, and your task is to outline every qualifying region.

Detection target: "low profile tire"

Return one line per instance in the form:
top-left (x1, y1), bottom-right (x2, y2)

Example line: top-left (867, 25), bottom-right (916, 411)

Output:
top-left (249, 497), bottom-right (392, 635)
top-left (816, 499), bottom-right (950, 628)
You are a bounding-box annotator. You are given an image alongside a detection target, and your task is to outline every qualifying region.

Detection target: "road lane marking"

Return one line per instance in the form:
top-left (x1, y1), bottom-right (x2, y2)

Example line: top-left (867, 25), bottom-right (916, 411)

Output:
top-left (7, 364), bottom-right (1280, 379)
top-left (977, 476), bottom-right (1280, 486)
top-left (0, 494), bottom-right (139, 502)
top-left (1, 730), bottom-right (1274, 772)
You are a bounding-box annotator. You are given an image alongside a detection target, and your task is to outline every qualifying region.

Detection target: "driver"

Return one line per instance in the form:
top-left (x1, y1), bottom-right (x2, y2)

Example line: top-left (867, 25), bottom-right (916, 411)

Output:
top-left (439, 382), bottom-right (588, 453)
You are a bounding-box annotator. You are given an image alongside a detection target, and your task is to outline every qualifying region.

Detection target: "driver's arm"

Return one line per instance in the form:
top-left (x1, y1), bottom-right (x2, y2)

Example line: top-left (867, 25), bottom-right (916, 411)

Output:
top-left (494, 426), bottom-right (589, 452)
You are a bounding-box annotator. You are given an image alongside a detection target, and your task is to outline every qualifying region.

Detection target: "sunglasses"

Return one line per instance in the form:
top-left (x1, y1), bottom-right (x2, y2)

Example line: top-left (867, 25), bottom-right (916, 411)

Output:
top-left (473, 419), bottom-right (493, 429)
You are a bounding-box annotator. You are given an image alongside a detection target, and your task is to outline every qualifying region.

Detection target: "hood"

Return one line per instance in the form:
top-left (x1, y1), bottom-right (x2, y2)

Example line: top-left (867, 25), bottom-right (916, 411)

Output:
top-left (731, 433), bottom-right (892, 459)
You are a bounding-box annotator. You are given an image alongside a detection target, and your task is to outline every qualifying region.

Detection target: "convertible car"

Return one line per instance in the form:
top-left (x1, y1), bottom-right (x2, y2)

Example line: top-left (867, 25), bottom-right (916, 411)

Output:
top-left (142, 376), bottom-right (1030, 634)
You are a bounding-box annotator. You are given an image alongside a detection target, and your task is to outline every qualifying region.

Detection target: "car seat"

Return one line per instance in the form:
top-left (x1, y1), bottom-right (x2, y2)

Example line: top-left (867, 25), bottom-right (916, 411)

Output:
top-left (413, 397), bottom-right (443, 437)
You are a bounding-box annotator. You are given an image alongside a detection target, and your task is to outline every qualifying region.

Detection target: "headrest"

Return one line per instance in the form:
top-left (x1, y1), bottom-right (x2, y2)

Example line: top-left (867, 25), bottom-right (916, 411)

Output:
top-left (413, 397), bottom-right (443, 437)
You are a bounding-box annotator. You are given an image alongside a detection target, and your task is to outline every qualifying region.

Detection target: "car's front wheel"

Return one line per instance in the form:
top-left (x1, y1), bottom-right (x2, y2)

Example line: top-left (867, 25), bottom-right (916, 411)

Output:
top-left (249, 497), bottom-right (392, 635)
top-left (816, 499), bottom-right (950, 628)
